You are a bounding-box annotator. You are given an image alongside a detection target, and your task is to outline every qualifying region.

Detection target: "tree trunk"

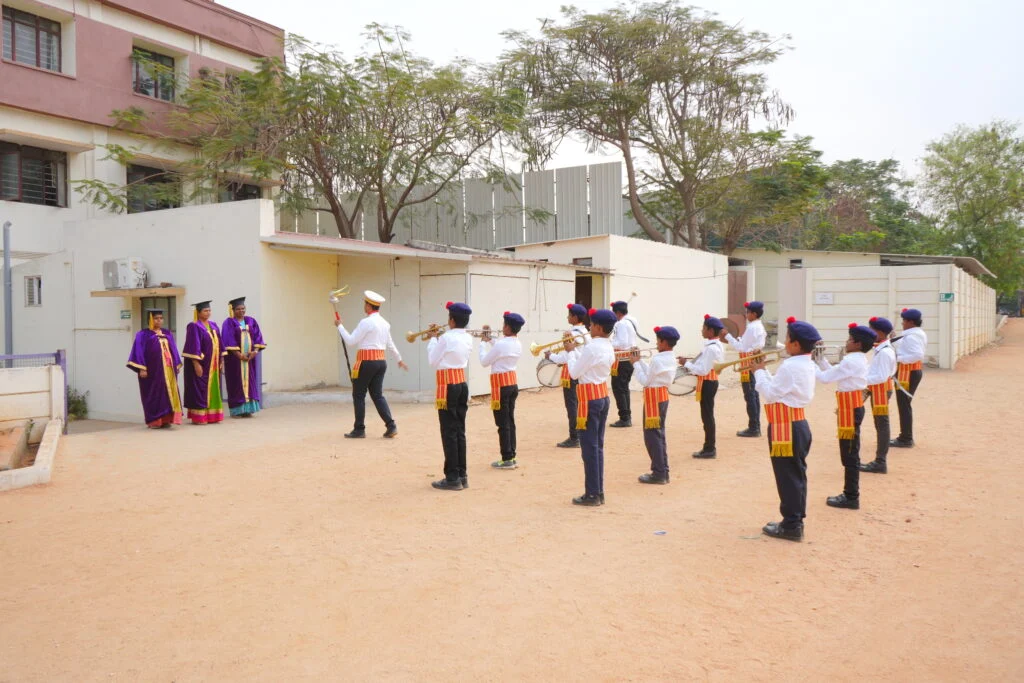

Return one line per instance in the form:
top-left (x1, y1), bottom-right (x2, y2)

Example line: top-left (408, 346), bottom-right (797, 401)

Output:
top-left (324, 191), bottom-right (355, 239)
top-left (621, 139), bottom-right (666, 242)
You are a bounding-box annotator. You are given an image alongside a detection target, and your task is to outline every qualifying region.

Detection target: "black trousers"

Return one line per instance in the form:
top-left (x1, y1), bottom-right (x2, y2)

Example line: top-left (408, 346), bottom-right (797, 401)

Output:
top-left (895, 369), bottom-right (922, 442)
top-left (643, 400), bottom-right (669, 476)
top-left (562, 379), bottom-right (579, 441)
top-left (699, 380), bottom-right (719, 450)
top-left (839, 406), bottom-right (865, 498)
top-left (611, 360), bottom-right (633, 422)
top-left (769, 419), bottom-right (812, 529)
top-left (438, 382), bottom-right (468, 481)
top-left (351, 359), bottom-right (394, 431)
top-left (580, 397), bottom-right (610, 496)
top-left (871, 391), bottom-right (892, 462)
top-left (741, 373), bottom-right (761, 431)
top-left (492, 384), bottom-right (519, 461)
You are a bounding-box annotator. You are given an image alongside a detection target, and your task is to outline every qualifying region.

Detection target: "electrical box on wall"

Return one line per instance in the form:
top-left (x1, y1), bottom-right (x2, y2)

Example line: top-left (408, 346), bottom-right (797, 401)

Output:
top-left (102, 258), bottom-right (148, 289)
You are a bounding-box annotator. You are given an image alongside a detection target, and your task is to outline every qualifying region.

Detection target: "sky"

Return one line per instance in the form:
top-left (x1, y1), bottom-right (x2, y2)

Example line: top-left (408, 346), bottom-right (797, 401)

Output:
top-left (220, 0), bottom-right (1024, 177)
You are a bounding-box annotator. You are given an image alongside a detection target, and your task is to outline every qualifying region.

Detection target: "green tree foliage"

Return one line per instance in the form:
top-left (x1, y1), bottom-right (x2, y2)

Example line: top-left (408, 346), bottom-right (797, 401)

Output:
top-left (920, 121), bottom-right (1024, 295)
top-left (503, 1), bottom-right (791, 248)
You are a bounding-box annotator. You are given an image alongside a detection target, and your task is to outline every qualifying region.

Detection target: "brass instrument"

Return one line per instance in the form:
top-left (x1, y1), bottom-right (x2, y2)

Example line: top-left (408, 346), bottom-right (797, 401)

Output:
top-left (529, 332), bottom-right (587, 357)
top-left (712, 348), bottom-right (785, 374)
top-left (616, 346), bottom-right (657, 360)
top-left (468, 326), bottom-right (503, 340)
top-left (406, 324), bottom-right (445, 343)
top-left (812, 342), bottom-right (845, 363)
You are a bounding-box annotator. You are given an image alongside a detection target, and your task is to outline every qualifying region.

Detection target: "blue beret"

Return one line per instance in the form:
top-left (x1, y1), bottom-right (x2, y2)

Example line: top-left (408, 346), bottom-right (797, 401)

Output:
top-left (445, 301), bottom-right (472, 317)
top-left (654, 325), bottom-right (680, 341)
top-left (785, 317), bottom-right (821, 344)
top-left (502, 311), bottom-right (525, 327)
top-left (567, 303), bottom-right (588, 318)
top-left (590, 308), bottom-right (617, 328)
top-left (702, 314), bottom-right (724, 331)
top-left (611, 300), bottom-right (628, 313)
top-left (847, 323), bottom-right (876, 345)
top-left (868, 316), bottom-right (893, 334)
top-left (744, 301), bottom-right (764, 314)
top-left (900, 308), bottom-right (922, 322)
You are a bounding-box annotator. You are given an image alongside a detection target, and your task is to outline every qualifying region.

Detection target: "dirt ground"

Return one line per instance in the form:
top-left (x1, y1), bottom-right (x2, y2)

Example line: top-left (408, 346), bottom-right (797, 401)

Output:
top-left (2, 323), bottom-right (1023, 682)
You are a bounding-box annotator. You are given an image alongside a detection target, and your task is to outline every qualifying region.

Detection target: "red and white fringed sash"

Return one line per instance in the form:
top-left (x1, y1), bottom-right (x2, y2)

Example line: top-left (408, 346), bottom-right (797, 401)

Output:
top-left (435, 368), bottom-right (467, 409)
top-left (643, 386), bottom-right (669, 429)
top-left (575, 382), bottom-right (609, 430)
top-left (739, 351), bottom-right (756, 383)
top-left (351, 349), bottom-right (386, 379)
top-left (868, 380), bottom-right (891, 416)
top-left (695, 368), bottom-right (719, 402)
top-left (559, 364), bottom-right (571, 388)
top-left (765, 403), bottom-right (807, 457)
top-left (835, 390), bottom-right (865, 440)
top-left (489, 371), bottom-right (517, 411)
top-left (896, 361), bottom-right (922, 391)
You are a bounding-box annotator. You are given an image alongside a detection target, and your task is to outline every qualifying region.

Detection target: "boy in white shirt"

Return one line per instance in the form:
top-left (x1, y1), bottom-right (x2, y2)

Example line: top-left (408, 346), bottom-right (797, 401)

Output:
top-left (815, 323), bottom-right (873, 510)
top-left (681, 315), bottom-right (727, 459)
top-left (860, 316), bottom-right (897, 474)
top-left (564, 308), bottom-right (616, 506)
top-left (427, 302), bottom-right (473, 491)
top-left (631, 326), bottom-right (680, 484)
top-left (609, 300), bottom-right (642, 428)
top-left (891, 308), bottom-right (927, 448)
top-left (479, 312), bottom-right (525, 470)
top-left (750, 316), bottom-right (821, 541)
top-left (545, 304), bottom-right (591, 448)
top-left (725, 301), bottom-right (767, 438)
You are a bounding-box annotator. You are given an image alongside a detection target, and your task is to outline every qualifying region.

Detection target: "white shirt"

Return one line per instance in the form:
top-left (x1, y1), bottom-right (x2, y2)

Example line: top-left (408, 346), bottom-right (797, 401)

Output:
top-left (548, 324), bottom-right (591, 365)
top-left (815, 351), bottom-right (869, 392)
top-left (754, 354), bottom-right (816, 408)
top-left (427, 328), bottom-right (473, 370)
top-left (895, 327), bottom-right (927, 364)
top-left (634, 350), bottom-right (676, 388)
top-left (866, 341), bottom-right (897, 386)
top-left (567, 337), bottom-right (615, 385)
top-left (725, 319), bottom-right (767, 353)
top-left (685, 339), bottom-right (725, 377)
top-left (611, 315), bottom-right (640, 350)
top-left (478, 336), bottom-right (522, 374)
top-left (337, 313), bottom-right (402, 362)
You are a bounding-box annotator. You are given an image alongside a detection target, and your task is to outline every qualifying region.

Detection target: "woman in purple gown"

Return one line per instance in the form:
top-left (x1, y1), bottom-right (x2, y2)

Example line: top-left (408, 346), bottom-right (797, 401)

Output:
top-left (126, 308), bottom-right (183, 428)
top-left (182, 300), bottom-right (225, 425)
top-left (221, 296), bottom-right (266, 418)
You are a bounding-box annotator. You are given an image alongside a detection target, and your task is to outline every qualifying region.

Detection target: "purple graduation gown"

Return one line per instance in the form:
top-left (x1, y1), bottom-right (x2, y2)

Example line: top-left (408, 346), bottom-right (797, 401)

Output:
top-left (182, 320), bottom-right (225, 421)
top-left (221, 316), bottom-right (266, 410)
top-left (126, 328), bottom-right (183, 425)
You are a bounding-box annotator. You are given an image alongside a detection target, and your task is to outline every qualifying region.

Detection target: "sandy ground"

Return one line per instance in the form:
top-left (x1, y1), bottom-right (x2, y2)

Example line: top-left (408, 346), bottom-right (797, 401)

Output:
top-left (2, 323), bottom-right (1023, 682)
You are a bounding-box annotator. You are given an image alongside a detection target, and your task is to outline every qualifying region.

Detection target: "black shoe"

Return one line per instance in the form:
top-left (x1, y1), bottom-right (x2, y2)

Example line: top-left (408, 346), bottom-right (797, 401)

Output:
top-left (692, 449), bottom-right (717, 459)
top-left (599, 493), bottom-right (605, 505)
top-left (638, 473), bottom-right (669, 485)
top-left (762, 521), bottom-right (803, 542)
top-left (572, 493), bottom-right (602, 506)
top-left (460, 477), bottom-right (468, 489)
top-left (344, 430), bottom-right (366, 439)
top-left (826, 493), bottom-right (860, 510)
top-left (610, 420), bottom-right (632, 428)
top-left (889, 438), bottom-right (914, 448)
top-left (556, 438), bottom-right (581, 448)
top-left (383, 426), bottom-right (398, 438)
top-left (859, 460), bottom-right (887, 474)
top-left (736, 428), bottom-right (761, 438)
top-left (431, 478), bottom-right (463, 491)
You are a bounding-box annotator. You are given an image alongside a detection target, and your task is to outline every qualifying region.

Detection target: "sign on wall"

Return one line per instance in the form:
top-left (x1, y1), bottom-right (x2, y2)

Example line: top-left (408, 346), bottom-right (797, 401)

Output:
top-left (814, 292), bottom-right (835, 305)
top-left (120, 310), bottom-right (131, 319)
top-left (939, 292), bottom-right (954, 302)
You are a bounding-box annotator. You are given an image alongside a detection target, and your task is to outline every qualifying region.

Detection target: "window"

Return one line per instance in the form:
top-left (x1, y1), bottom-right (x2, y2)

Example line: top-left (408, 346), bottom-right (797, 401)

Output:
top-left (0, 142), bottom-right (68, 207)
top-left (25, 275), bottom-right (42, 306)
top-left (131, 48), bottom-right (175, 102)
top-left (126, 164), bottom-right (180, 213)
top-left (220, 181), bottom-right (261, 203)
top-left (789, 259), bottom-right (803, 269)
top-left (572, 257), bottom-right (594, 267)
top-left (141, 296), bottom-right (176, 336)
top-left (2, 7), bottom-right (61, 72)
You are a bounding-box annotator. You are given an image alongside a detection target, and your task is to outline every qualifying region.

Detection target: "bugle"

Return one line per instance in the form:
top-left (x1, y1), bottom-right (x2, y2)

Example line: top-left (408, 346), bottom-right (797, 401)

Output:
top-left (712, 348), bottom-right (784, 374)
top-left (530, 333), bottom-right (587, 357)
top-left (812, 342), bottom-right (845, 363)
top-left (467, 326), bottom-right (503, 340)
top-left (406, 324), bottom-right (445, 343)
top-left (616, 346), bottom-right (657, 360)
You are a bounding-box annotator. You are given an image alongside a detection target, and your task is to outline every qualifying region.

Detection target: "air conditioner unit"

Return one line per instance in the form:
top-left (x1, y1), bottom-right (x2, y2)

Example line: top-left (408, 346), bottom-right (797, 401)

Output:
top-left (102, 257), bottom-right (148, 289)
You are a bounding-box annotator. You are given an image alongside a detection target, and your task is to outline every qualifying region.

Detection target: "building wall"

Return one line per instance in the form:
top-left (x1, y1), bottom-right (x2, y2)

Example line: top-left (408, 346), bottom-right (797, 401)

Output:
top-left (951, 265), bottom-right (998, 364)
top-left (731, 248), bottom-right (881, 324)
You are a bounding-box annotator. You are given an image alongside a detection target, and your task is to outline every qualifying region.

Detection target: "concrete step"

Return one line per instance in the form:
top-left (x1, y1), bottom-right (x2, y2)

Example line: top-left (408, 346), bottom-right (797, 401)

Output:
top-left (0, 421), bottom-right (31, 471)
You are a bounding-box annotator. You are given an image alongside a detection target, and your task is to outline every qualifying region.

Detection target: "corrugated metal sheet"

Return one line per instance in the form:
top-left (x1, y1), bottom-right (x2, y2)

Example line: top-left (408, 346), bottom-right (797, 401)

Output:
top-left (494, 175), bottom-right (524, 248)
top-left (555, 165), bottom-right (588, 239)
top-left (588, 162), bottom-right (622, 236)
top-left (524, 169), bottom-right (555, 243)
top-left (464, 178), bottom-right (494, 251)
top-left (399, 183), bottom-right (439, 243)
top-left (435, 183), bottom-right (464, 247)
top-left (361, 196), bottom-right (381, 243)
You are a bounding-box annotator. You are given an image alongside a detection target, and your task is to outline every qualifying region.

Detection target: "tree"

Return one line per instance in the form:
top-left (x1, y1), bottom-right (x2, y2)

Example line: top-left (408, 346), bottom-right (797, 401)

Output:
top-left (920, 121), bottom-right (1024, 295)
top-left (503, 1), bottom-right (792, 248)
top-left (75, 29), bottom-right (527, 242)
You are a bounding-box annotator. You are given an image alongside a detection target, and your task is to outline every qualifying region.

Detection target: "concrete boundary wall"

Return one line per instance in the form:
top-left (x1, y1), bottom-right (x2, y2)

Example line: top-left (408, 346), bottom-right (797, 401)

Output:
top-left (0, 366), bottom-right (64, 442)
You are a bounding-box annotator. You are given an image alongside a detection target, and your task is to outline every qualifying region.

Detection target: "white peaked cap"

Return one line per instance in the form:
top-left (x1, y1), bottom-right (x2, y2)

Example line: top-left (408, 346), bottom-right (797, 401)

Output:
top-left (364, 290), bottom-right (386, 305)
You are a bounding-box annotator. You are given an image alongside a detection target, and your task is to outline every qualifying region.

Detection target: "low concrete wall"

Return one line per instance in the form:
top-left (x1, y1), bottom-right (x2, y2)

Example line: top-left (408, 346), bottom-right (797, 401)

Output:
top-left (0, 366), bottom-right (64, 442)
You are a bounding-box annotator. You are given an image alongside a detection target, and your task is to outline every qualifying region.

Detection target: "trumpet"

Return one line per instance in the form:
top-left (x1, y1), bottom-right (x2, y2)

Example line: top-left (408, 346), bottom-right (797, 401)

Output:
top-left (530, 332), bottom-right (587, 357)
top-left (713, 349), bottom-right (785, 374)
top-left (812, 342), bottom-right (845, 363)
top-left (468, 326), bottom-right (503, 340)
top-left (616, 346), bottom-right (657, 360)
top-left (406, 324), bottom-right (445, 343)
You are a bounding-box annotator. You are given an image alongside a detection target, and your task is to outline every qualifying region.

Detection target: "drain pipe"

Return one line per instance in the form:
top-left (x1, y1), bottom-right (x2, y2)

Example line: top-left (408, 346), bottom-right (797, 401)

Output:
top-left (3, 221), bottom-right (11, 357)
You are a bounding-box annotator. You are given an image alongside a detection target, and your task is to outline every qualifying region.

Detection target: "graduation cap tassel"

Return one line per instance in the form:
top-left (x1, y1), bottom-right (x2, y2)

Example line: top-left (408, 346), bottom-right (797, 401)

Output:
top-left (148, 311), bottom-right (155, 331)
top-left (194, 307), bottom-right (198, 322)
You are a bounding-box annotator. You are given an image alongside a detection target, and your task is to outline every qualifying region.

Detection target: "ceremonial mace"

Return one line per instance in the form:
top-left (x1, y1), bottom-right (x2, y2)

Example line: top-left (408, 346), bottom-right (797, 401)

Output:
top-left (329, 285), bottom-right (353, 377)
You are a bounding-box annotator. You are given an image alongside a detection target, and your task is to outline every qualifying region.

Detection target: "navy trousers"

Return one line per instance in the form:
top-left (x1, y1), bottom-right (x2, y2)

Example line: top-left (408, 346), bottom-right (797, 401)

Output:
top-left (562, 379), bottom-right (579, 441)
top-left (352, 359), bottom-right (394, 431)
top-left (769, 419), bottom-right (812, 529)
top-left (871, 390), bottom-right (892, 462)
top-left (643, 400), bottom-right (670, 477)
top-left (579, 397), bottom-right (610, 496)
top-left (492, 384), bottom-right (519, 461)
top-left (438, 382), bottom-right (468, 482)
top-left (611, 360), bottom-right (633, 422)
top-left (839, 406), bottom-right (865, 498)
top-left (741, 373), bottom-right (761, 431)
top-left (895, 369), bottom-right (922, 442)
top-left (699, 379), bottom-right (718, 450)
